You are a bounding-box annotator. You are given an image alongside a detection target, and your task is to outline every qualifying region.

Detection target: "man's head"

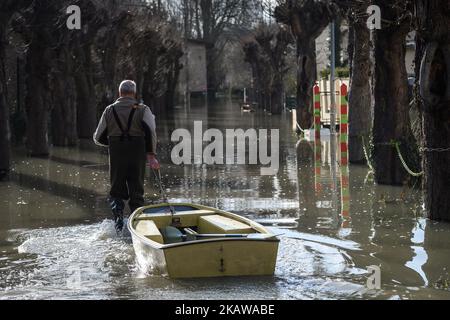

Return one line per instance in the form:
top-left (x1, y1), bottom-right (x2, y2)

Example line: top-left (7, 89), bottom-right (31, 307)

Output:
top-left (119, 80), bottom-right (137, 98)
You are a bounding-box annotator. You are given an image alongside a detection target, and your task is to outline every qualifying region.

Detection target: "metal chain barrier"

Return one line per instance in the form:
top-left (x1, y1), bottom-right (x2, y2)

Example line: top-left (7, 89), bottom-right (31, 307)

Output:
top-left (420, 146), bottom-right (450, 153)
top-left (394, 142), bottom-right (424, 177)
top-left (360, 137), bottom-right (424, 177)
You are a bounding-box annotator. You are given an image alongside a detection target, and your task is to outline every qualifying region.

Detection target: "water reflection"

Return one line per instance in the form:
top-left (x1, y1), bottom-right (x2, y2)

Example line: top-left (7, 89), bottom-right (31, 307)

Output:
top-left (0, 99), bottom-right (449, 299)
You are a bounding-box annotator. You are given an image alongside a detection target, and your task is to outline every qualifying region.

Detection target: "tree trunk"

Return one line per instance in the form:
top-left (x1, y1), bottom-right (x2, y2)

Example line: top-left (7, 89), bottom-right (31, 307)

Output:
top-left (296, 38), bottom-right (316, 129)
top-left (348, 22), bottom-right (371, 163)
top-left (50, 48), bottom-right (78, 147)
top-left (271, 78), bottom-right (284, 114)
top-left (74, 45), bottom-right (97, 139)
top-left (51, 80), bottom-right (78, 146)
top-left (371, 4), bottom-right (417, 185)
top-left (274, 0), bottom-right (333, 129)
top-left (200, 0), bottom-right (216, 100)
top-left (0, 20), bottom-right (11, 179)
top-left (297, 140), bottom-right (316, 215)
top-left (205, 46), bottom-right (218, 100)
top-left (348, 25), bottom-right (354, 77)
top-left (415, 0), bottom-right (450, 220)
top-left (194, 0), bottom-right (202, 38)
top-left (166, 59), bottom-right (182, 111)
top-left (24, 41), bottom-right (50, 156)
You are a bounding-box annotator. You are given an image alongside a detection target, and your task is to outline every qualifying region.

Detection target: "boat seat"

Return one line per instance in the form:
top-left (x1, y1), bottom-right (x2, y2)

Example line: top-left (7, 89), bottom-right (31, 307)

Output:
top-left (135, 220), bottom-right (164, 244)
top-left (198, 215), bottom-right (255, 234)
top-left (137, 209), bottom-right (216, 227)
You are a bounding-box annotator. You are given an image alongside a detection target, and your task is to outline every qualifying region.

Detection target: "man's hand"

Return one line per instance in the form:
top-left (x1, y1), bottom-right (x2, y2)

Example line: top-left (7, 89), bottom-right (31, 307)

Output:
top-left (147, 154), bottom-right (160, 170)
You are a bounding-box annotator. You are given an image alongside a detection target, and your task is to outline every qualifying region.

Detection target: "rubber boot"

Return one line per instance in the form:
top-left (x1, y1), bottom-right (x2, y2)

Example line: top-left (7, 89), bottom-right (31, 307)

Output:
top-left (110, 198), bottom-right (125, 234)
top-left (113, 208), bottom-right (124, 233)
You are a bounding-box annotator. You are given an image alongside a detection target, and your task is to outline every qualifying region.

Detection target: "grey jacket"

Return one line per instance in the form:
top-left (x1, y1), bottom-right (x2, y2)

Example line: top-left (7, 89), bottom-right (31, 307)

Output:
top-left (93, 97), bottom-right (157, 154)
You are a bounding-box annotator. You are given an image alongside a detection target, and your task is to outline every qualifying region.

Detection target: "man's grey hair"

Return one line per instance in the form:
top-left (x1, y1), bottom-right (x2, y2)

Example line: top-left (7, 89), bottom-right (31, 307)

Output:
top-left (119, 80), bottom-right (137, 95)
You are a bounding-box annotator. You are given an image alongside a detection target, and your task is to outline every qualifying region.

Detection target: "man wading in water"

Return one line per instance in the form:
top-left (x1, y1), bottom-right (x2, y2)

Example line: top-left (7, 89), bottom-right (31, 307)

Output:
top-left (94, 80), bottom-right (160, 232)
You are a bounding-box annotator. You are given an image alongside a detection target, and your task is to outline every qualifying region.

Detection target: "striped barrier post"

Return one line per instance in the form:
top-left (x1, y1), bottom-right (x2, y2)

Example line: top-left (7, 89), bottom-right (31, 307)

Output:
top-left (314, 134), bottom-right (322, 195)
top-left (314, 85), bottom-right (321, 140)
top-left (340, 83), bottom-right (348, 166)
top-left (340, 165), bottom-right (350, 226)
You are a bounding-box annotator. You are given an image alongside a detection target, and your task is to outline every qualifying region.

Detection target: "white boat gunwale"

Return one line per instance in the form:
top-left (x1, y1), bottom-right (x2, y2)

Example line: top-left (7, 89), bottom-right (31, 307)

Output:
top-left (127, 203), bottom-right (280, 250)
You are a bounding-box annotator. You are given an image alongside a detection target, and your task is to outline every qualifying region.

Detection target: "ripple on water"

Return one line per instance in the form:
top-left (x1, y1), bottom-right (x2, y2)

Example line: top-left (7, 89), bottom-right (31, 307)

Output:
top-left (1, 222), bottom-right (370, 300)
top-left (1, 220), bottom-right (135, 299)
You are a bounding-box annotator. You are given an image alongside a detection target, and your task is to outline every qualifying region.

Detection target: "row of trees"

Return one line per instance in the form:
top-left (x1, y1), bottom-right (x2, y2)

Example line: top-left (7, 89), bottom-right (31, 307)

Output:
top-left (0, 0), bottom-right (448, 221)
top-left (171, 0), bottom-right (263, 98)
top-left (272, 0), bottom-right (449, 220)
top-left (242, 24), bottom-right (293, 114)
top-left (0, 0), bottom-right (183, 178)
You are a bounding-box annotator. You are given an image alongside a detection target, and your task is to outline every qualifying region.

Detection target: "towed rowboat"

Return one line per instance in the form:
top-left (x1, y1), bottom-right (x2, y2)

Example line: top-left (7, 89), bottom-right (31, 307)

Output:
top-left (128, 203), bottom-right (279, 278)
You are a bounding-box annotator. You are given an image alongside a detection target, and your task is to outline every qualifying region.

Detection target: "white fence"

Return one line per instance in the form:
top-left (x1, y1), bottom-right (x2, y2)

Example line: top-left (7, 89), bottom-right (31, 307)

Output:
top-left (318, 78), bottom-right (350, 126)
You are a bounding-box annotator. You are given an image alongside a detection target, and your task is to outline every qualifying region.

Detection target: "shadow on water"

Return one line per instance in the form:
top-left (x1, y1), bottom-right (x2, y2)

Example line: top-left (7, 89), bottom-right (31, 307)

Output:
top-left (48, 156), bottom-right (109, 171)
top-left (0, 99), bottom-right (450, 299)
top-left (9, 171), bottom-right (108, 216)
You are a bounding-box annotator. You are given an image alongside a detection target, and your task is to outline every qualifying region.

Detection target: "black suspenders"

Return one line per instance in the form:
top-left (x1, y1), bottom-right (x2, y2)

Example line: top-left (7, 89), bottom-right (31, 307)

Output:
top-left (111, 105), bottom-right (137, 141)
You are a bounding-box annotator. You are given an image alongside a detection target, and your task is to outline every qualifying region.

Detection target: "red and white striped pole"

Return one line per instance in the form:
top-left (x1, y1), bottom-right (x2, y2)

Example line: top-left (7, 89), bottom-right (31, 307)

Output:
top-left (340, 83), bottom-right (350, 226)
top-left (340, 83), bottom-right (348, 166)
top-left (314, 84), bottom-right (322, 194)
top-left (314, 84), bottom-right (321, 140)
top-left (315, 138), bottom-right (322, 195)
top-left (340, 165), bottom-right (350, 224)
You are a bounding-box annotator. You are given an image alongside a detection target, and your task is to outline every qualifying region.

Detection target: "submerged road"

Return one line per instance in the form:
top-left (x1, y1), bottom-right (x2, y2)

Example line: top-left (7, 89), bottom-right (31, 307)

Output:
top-left (1, 99), bottom-right (449, 300)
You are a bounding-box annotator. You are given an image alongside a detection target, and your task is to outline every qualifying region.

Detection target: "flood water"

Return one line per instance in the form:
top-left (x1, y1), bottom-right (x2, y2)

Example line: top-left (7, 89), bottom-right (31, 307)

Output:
top-left (1, 99), bottom-right (450, 300)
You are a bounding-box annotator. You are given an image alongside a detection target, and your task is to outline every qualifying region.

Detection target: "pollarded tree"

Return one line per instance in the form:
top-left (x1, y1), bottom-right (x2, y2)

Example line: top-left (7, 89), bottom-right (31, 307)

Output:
top-left (243, 24), bottom-right (292, 114)
top-left (50, 0), bottom-right (109, 146)
top-left (12, 0), bottom-right (103, 150)
top-left (93, 7), bottom-right (183, 115)
top-left (0, 1), bottom-right (31, 178)
top-left (0, 3), bottom-right (13, 178)
top-left (243, 39), bottom-right (267, 108)
top-left (199, 0), bottom-right (257, 99)
top-left (370, 0), bottom-right (420, 185)
top-left (333, 0), bottom-right (372, 163)
top-left (257, 25), bottom-right (293, 114)
top-left (274, 0), bottom-right (336, 129)
top-left (11, 1), bottom-right (62, 156)
top-left (69, 0), bottom-right (109, 140)
top-left (414, 0), bottom-right (450, 221)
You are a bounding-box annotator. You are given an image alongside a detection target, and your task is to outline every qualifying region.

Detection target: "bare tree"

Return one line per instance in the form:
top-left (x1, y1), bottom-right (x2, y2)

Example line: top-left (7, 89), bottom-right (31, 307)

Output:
top-left (414, 0), bottom-right (450, 220)
top-left (0, 1), bottom-right (31, 178)
top-left (12, 1), bottom-right (62, 156)
top-left (334, 0), bottom-right (372, 163)
top-left (3, 0), bottom-right (183, 157)
top-left (370, 0), bottom-right (419, 185)
top-left (275, 0), bottom-right (335, 129)
top-left (243, 24), bottom-right (292, 114)
top-left (199, 0), bottom-right (256, 98)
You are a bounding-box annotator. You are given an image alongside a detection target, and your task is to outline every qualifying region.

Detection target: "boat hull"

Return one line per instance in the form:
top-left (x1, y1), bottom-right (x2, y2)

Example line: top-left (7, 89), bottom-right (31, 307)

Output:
top-left (164, 239), bottom-right (278, 278)
top-left (132, 233), bottom-right (279, 279)
top-left (129, 203), bottom-right (280, 279)
top-left (131, 233), bottom-right (168, 276)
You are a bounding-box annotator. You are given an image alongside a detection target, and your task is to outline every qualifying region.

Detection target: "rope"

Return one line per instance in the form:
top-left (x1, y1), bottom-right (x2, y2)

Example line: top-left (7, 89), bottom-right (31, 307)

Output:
top-left (151, 168), bottom-right (177, 217)
top-left (296, 122), bottom-right (306, 133)
top-left (296, 122), bottom-right (318, 134)
top-left (394, 142), bottom-right (424, 177)
top-left (361, 136), bottom-right (375, 172)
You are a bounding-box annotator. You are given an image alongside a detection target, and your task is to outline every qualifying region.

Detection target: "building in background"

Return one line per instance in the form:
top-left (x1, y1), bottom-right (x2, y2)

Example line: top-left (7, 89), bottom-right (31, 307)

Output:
top-left (177, 39), bottom-right (208, 102)
top-left (222, 40), bottom-right (252, 96)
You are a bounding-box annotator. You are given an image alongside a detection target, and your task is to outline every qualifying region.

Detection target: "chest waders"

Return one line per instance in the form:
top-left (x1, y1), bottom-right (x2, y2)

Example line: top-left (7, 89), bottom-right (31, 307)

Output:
top-left (109, 105), bottom-right (147, 233)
